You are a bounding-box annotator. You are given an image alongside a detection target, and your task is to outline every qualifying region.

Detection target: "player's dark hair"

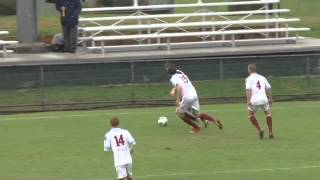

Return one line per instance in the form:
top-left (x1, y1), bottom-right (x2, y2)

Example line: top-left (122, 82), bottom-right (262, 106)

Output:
top-left (110, 117), bottom-right (120, 127)
top-left (164, 62), bottom-right (177, 75)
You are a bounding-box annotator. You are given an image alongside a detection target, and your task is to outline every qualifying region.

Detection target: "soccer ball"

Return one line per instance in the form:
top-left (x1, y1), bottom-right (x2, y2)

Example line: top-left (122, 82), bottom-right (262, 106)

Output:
top-left (158, 116), bottom-right (168, 126)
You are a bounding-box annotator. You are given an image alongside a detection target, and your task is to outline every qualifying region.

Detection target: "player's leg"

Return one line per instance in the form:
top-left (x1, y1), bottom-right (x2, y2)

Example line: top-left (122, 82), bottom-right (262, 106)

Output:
top-left (177, 99), bottom-right (201, 133)
top-left (177, 112), bottom-right (201, 133)
top-left (116, 166), bottom-right (127, 180)
top-left (198, 113), bottom-right (223, 130)
top-left (125, 164), bottom-right (133, 180)
top-left (248, 106), bottom-right (264, 139)
top-left (185, 99), bottom-right (221, 129)
top-left (190, 97), bottom-right (223, 129)
top-left (263, 104), bottom-right (274, 139)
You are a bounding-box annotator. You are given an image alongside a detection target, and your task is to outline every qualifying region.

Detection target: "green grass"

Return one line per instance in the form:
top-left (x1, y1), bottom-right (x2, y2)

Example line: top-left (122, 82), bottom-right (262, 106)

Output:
top-left (0, 76), bottom-right (318, 106)
top-left (0, 15), bottom-right (61, 40)
top-left (281, 0), bottom-right (320, 37)
top-left (0, 101), bottom-right (320, 179)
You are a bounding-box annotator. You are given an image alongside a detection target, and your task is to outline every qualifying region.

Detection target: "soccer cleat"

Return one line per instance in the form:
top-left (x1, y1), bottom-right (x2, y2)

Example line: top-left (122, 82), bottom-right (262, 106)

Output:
top-left (269, 133), bottom-right (274, 139)
top-left (216, 119), bottom-right (223, 130)
top-left (203, 120), bottom-right (209, 128)
top-left (258, 130), bottom-right (264, 140)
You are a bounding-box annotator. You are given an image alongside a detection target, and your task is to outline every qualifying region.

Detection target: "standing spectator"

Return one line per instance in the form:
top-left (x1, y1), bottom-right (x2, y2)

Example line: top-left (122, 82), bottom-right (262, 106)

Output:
top-left (56, 0), bottom-right (82, 53)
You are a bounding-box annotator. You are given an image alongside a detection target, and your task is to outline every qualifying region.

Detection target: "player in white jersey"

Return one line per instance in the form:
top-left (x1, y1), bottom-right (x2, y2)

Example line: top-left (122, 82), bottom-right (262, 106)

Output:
top-left (104, 117), bottom-right (136, 180)
top-left (245, 64), bottom-right (274, 139)
top-left (165, 62), bottom-right (223, 134)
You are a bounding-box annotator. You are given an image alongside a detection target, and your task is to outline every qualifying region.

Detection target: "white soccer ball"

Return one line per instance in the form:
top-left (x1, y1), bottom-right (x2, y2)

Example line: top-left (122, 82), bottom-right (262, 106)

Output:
top-left (158, 116), bottom-right (168, 126)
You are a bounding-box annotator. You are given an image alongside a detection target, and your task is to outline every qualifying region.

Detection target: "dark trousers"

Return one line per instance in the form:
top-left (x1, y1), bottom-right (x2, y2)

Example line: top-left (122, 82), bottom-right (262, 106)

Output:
top-left (63, 25), bottom-right (78, 52)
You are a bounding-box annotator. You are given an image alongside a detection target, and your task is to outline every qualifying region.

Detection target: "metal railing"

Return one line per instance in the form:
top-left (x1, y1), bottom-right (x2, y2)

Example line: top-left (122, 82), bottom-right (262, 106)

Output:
top-left (78, 0), bottom-right (311, 51)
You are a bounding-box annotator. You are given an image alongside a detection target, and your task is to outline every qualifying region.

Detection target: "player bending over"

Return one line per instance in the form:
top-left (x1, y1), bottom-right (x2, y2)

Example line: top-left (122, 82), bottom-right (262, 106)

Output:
top-left (165, 62), bottom-right (223, 134)
top-left (245, 64), bottom-right (274, 139)
top-left (104, 117), bottom-right (136, 180)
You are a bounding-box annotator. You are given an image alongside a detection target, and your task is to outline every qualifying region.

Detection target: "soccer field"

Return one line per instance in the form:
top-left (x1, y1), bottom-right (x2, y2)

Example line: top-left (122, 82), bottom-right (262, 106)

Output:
top-left (0, 101), bottom-right (320, 180)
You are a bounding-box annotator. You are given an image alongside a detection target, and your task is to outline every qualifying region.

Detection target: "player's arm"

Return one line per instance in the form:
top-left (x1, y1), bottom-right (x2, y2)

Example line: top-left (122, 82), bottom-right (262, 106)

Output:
top-left (127, 131), bottom-right (136, 155)
top-left (174, 84), bottom-right (183, 107)
top-left (246, 89), bottom-right (252, 107)
top-left (103, 135), bottom-right (111, 152)
top-left (266, 88), bottom-right (272, 106)
top-left (265, 79), bottom-right (272, 106)
top-left (245, 79), bottom-right (252, 107)
top-left (170, 77), bottom-right (183, 106)
top-left (129, 145), bottom-right (135, 155)
top-left (170, 87), bottom-right (176, 97)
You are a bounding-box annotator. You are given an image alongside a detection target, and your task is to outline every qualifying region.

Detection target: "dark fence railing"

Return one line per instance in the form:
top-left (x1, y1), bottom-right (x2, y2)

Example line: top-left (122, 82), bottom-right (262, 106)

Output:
top-left (0, 53), bottom-right (319, 112)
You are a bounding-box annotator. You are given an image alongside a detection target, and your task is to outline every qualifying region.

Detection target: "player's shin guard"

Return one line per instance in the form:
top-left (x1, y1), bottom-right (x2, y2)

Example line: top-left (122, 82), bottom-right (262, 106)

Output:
top-left (249, 116), bottom-right (262, 131)
top-left (199, 113), bottom-right (216, 123)
top-left (266, 116), bottom-right (273, 134)
top-left (182, 114), bottom-right (200, 130)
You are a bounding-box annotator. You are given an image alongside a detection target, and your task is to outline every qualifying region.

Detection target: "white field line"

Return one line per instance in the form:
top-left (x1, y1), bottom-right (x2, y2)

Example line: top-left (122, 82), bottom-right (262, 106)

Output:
top-left (0, 112), bottom-right (145, 121)
top-left (100, 165), bottom-right (320, 180)
top-left (0, 103), bottom-right (319, 122)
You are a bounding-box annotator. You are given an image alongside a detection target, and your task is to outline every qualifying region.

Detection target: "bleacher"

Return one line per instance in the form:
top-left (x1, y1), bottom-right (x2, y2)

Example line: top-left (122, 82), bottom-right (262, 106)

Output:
top-left (0, 31), bottom-right (17, 56)
top-left (79, 0), bottom-right (310, 53)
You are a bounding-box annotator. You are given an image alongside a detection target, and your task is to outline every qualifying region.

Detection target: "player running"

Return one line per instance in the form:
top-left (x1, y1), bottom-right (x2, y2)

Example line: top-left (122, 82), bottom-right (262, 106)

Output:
top-left (245, 64), bottom-right (274, 139)
top-left (165, 62), bottom-right (223, 134)
top-left (104, 117), bottom-right (136, 180)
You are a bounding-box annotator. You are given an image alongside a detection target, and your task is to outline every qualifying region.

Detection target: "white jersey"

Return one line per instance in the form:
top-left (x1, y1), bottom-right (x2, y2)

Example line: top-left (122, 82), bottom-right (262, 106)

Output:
top-left (104, 128), bottom-right (136, 167)
top-left (245, 73), bottom-right (271, 105)
top-left (170, 70), bottom-right (198, 100)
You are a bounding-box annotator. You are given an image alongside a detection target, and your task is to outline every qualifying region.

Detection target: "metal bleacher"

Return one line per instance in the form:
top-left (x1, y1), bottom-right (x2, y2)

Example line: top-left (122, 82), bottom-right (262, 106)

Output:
top-left (0, 31), bottom-right (17, 56)
top-left (79, 0), bottom-right (310, 53)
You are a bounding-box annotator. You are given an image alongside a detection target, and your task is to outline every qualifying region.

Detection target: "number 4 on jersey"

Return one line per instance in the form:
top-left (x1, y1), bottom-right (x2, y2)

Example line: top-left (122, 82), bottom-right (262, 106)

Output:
top-left (114, 134), bottom-right (125, 147)
top-left (256, 81), bottom-right (261, 90)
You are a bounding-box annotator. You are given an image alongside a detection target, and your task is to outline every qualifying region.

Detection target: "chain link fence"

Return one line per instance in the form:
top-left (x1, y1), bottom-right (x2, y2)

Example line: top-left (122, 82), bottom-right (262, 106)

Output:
top-left (0, 53), bottom-right (319, 112)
